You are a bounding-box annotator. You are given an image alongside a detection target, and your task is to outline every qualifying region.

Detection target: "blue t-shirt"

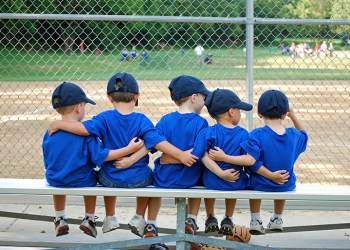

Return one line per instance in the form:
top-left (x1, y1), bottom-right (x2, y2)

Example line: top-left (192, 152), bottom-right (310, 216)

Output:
top-left (191, 124), bottom-right (249, 191)
top-left (153, 112), bottom-right (208, 188)
top-left (241, 125), bottom-right (308, 192)
top-left (83, 109), bottom-right (165, 185)
top-left (42, 130), bottom-right (110, 187)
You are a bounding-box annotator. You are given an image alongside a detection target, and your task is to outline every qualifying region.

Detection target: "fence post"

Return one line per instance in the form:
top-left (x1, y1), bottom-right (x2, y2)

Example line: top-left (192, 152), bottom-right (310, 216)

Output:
top-left (246, 0), bottom-right (254, 132)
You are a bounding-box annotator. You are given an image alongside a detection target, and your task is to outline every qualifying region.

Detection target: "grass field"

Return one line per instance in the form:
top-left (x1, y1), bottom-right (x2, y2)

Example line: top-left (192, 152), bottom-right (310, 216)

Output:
top-left (1, 47), bottom-right (350, 81)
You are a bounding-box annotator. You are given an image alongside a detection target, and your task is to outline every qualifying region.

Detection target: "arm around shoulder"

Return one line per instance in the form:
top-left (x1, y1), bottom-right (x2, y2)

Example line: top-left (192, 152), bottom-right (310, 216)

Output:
top-left (48, 120), bottom-right (89, 136)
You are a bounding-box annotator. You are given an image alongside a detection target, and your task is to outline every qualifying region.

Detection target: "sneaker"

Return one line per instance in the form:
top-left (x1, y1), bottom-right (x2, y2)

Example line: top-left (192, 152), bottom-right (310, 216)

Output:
top-left (149, 243), bottom-right (169, 250)
top-left (249, 218), bottom-right (266, 235)
top-left (79, 216), bottom-right (97, 238)
top-left (219, 216), bottom-right (233, 236)
top-left (267, 218), bottom-right (283, 231)
top-left (54, 216), bottom-right (69, 237)
top-left (205, 215), bottom-right (219, 233)
top-left (102, 216), bottom-right (120, 233)
top-left (144, 223), bottom-right (158, 238)
top-left (185, 217), bottom-right (199, 234)
top-left (128, 215), bottom-right (146, 237)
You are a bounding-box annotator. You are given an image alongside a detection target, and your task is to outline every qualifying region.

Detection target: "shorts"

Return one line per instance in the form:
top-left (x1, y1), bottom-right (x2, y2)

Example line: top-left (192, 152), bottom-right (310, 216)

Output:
top-left (97, 171), bottom-right (153, 188)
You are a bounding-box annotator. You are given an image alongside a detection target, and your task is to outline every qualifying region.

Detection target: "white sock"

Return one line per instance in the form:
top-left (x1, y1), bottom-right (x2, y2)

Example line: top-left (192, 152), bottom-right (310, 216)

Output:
top-left (55, 210), bottom-right (66, 220)
top-left (134, 214), bottom-right (144, 219)
top-left (251, 212), bottom-right (262, 222)
top-left (85, 213), bottom-right (95, 221)
top-left (271, 213), bottom-right (282, 220)
top-left (147, 220), bottom-right (157, 226)
top-left (187, 214), bottom-right (197, 222)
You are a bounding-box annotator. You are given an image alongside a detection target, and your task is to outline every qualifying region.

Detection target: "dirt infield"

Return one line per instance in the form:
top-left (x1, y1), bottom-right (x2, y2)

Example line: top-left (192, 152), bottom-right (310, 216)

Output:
top-left (0, 80), bottom-right (349, 184)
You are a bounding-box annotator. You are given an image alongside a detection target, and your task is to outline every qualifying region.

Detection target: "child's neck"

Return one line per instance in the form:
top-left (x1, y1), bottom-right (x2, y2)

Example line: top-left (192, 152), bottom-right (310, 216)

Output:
top-left (264, 118), bottom-right (285, 135)
top-left (178, 105), bottom-right (195, 114)
top-left (113, 102), bottom-right (134, 115)
top-left (61, 114), bottom-right (79, 122)
top-left (216, 117), bottom-right (236, 128)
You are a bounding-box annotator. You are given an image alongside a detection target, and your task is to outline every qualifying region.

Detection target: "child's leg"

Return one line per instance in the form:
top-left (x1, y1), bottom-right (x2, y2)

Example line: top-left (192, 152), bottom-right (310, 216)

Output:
top-left (249, 199), bottom-right (265, 235)
top-left (147, 197), bottom-right (161, 221)
top-left (52, 195), bottom-right (69, 236)
top-left (83, 196), bottom-right (96, 215)
top-left (204, 198), bottom-right (215, 217)
top-left (104, 196), bottom-right (116, 216)
top-left (80, 196), bottom-right (97, 238)
top-left (219, 199), bottom-right (236, 235)
top-left (53, 195), bottom-right (66, 215)
top-left (204, 198), bottom-right (219, 233)
top-left (136, 197), bottom-right (150, 217)
top-left (185, 198), bottom-right (201, 234)
top-left (102, 196), bottom-right (120, 233)
top-left (267, 199), bottom-right (285, 231)
top-left (273, 199), bottom-right (286, 215)
top-left (224, 198), bottom-right (236, 217)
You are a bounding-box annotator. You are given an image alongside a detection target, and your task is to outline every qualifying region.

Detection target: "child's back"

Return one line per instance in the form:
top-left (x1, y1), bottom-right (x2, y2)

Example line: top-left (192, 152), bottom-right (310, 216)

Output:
top-left (153, 75), bottom-right (210, 188)
top-left (244, 125), bottom-right (307, 191)
top-left (154, 111), bottom-right (207, 187)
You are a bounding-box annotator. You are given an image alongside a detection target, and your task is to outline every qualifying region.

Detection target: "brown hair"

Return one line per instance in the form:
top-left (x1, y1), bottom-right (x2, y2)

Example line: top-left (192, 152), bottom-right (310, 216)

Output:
top-left (53, 97), bottom-right (76, 115)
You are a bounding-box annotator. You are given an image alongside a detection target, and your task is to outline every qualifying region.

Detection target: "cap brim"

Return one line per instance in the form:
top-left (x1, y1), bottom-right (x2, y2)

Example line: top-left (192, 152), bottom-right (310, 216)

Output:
top-left (86, 98), bottom-right (96, 105)
top-left (239, 102), bottom-right (253, 111)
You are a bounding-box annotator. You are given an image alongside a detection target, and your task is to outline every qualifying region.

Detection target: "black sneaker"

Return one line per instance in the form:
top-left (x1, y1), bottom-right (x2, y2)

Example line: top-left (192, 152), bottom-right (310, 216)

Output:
top-left (149, 243), bottom-right (169, 250)
top-left (144, 223), bottom-right (158, 238)
top-left (185, 217), bottom-right (199, 234)
top-left (79, 216), bottom-right (97, 238)
top-left (54, 216), bottom-right (69, 237)
top-left (205, 215), bottom-right (219, 233)
top-left (219, 216), bottom-right (233, 236)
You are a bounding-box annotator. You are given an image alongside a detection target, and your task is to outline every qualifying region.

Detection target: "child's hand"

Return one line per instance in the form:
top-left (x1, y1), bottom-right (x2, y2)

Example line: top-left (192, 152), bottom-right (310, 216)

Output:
top-left (270, 170), bottom-right (289, 184)
top-left (114, 157), bottom-right (132, 169)
top-left (127, 137), bottom-right (144, 153)
top-left (48, 121), bottom-right (60, 135)
top-left (208, 146), bottom-right (226, 161)
top-left (180, 150), bottom-right (198, 167)
top-left (287, 103), bottom-right (295, 118)
top-left (219, 169), bottom-right (240, 182)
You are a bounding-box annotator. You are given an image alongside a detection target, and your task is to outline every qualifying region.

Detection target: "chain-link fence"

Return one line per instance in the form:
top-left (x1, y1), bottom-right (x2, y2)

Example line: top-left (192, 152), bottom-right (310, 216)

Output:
top-left (1, 0), bottom-right (350, 184)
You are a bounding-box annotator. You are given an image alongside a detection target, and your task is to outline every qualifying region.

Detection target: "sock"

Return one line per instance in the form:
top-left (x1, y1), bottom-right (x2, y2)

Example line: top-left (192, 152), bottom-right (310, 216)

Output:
top-left (55, 210), bottom-right (66, 220)
top-left (251, 212), bottom-right (262, 222)
top-left (147, 220), bottom-right (157, 226)
top-left (271, 213), bottom-right (282, 221)
top-left (187, 214), bottom-right (197, 222)
top-left (224, 215), bottom-right (233, 221)
top-left (85, 213), bottom-right (95, 221)
top-left (134, 213), bottom-right (144, 219)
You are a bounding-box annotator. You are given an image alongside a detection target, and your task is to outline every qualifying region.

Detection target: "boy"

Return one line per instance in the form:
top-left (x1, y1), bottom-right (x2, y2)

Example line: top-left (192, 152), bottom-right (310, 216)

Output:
top-left (48, 73), bottom-right (198, 236)
top-left (42, 82), bottom-right (143, 238)
top-left (190, 88), bottom-right (253, 236)
top-left (241, 89), bottom-right (308, 234)
top-left (151, 75), bottom-right (209, 238)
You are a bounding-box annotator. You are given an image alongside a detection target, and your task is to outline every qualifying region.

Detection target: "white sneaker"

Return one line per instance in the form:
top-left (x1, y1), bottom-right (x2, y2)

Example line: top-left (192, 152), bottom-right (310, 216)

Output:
top-left (128, 215), bottom-right (146, 237)
top-left (267, 218), bottom-right (283, 231)
top-left (102, 216), bottom-right (120, 233)
top-left (249, 218), bottom-right (266, 235)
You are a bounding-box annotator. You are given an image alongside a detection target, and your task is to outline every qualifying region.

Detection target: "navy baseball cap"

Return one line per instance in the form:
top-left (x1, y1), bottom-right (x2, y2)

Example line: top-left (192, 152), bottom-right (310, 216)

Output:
top-left (258, 90), bottom-right (289, 118)
top-left (107, 72), bottom-right (139, 94)
top-left (52, 82), bottom-right (96, 109)
top-left (168, 75), bottom-right (210, 100)
top-left (205, 88), bottom-right (253, 117)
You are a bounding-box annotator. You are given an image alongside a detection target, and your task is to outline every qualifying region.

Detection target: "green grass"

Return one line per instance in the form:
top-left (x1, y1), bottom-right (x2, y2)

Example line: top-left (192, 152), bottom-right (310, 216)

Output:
top-left (0, 46), bottom-right (349, 81)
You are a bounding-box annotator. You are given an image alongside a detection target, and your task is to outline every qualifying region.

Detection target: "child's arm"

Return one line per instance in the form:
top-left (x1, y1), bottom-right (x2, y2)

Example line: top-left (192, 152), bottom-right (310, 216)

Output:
top-left (256, 166), bottom-right (290, 185)
top-left (155, 141), bottom-right (198, 167)
top-left (202, 153), bottom-right (240, 182)
top-left (287, 105), bottom-right (304, 131)
top-left (48, 120), bottom-right (89, 136)
top-left (114, 145), bottom-right (150, 169)
top-left (208, 146), bottom-right (256, 166)
top-left (210, 147), bottom-right (289, 184)
top-left (105, 137), bottom-right (144, 161)
top-left (160, 149), bottom-right (192, 165)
